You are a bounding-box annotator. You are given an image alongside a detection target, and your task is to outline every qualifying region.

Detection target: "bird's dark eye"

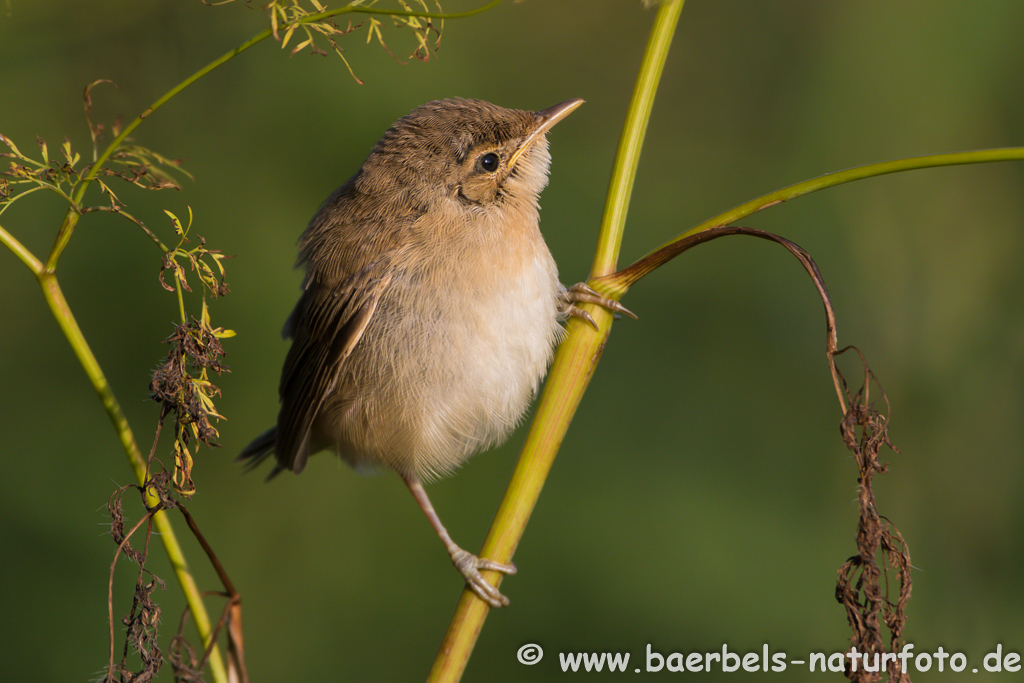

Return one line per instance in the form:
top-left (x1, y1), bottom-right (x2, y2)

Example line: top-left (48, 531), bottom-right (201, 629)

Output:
top-left (478, 152), bottom-right (500, 173)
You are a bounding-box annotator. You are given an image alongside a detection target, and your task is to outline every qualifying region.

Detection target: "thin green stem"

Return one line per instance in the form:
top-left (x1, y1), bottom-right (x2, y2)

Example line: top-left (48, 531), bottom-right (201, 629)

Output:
top-left (0, 183), bottom-right (75, 216)
top-left (45, 208), bottom-right (80, 273)
top-left (601, 146), bottom-right (1024, 294)
top-left (302, 0), bottom-right (504, 23)
top-left (427, 2), bottom-right (685, 681)
top-left (47, 34), bottom-right (271, 271)
top-left (176, 278), bottom-right (187, 325)
top-left (77, 31), bottom-right (270, 204)
top-left (37, 272), bottom-right (228, 682)
top-left (0, 221), bottom-right (43, 271)
top-left (46, 0), bottom-right (504, 272)
top-left (685, 147), bottom-right (1024, 237)
top-left (591, 0), bottom-right (682, 279)
top-left (3, 209), bottom-right (228, 679)
top-left (82, 206), bottom-right (168, 251)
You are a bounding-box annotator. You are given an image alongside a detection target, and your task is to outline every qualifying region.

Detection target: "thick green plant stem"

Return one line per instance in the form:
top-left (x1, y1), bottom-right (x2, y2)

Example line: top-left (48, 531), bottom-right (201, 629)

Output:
top-left (427, 2), bottom-right (685, 681)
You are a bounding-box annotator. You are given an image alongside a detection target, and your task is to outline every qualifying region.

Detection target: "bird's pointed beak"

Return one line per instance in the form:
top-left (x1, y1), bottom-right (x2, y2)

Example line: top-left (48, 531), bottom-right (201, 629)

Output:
top-left (508, 98), bottom-right (585, 168)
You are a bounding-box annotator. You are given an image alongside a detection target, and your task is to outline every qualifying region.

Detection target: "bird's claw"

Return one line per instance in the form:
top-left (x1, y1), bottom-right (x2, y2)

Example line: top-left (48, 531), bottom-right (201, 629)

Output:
top-left (563, 282), bottom-right (638, 330)
top-left (450, 548), bottom-right (517, 608)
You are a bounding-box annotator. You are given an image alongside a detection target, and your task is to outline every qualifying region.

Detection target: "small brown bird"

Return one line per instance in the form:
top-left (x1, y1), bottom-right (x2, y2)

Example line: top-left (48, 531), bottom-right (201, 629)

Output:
top-left (240, 98), bottom-right (632, 607)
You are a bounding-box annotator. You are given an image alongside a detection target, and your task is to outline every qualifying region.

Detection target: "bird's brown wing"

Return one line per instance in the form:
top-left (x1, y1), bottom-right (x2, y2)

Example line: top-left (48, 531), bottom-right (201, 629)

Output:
top-left (273, 265), bottom-right (392, 473)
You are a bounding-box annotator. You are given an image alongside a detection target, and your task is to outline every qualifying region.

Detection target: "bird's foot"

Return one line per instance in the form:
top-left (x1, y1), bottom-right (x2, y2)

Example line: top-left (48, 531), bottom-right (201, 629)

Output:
top-left (450, 548), bottom-right (517, 608)
top-left (562, 282), bottom-right (638, 330)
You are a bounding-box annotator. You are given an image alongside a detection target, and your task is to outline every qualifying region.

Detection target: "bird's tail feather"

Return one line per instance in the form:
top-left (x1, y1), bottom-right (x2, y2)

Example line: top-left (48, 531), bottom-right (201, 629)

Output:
top-left (237, 427), bottom-right (286, 480)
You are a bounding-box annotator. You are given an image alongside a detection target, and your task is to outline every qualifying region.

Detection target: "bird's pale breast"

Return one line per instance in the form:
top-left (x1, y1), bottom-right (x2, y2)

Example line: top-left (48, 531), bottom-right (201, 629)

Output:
top-left (315, 205), bottom-right (563, 479)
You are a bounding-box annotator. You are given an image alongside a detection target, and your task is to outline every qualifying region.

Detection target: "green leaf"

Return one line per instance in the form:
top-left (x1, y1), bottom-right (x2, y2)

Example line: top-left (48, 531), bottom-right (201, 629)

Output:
top-left (164, 209), bottom-right (184, 236)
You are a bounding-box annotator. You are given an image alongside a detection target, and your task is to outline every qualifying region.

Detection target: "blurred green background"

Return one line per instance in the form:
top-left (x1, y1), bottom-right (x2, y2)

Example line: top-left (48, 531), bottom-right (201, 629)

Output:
top-left (3, 1), bottom-right (1024, 680)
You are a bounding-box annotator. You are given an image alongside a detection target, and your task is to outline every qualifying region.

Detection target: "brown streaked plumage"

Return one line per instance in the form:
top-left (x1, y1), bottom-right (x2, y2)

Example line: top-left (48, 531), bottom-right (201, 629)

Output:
top-left (240, 98), bottom-right (633, 607)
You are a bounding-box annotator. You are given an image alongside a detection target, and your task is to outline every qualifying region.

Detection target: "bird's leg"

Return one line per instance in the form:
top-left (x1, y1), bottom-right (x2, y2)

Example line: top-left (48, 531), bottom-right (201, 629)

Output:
top-left (403, 474), bottom-right (517, 608)
top-left (561, 282), bottom-right (638, 330)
